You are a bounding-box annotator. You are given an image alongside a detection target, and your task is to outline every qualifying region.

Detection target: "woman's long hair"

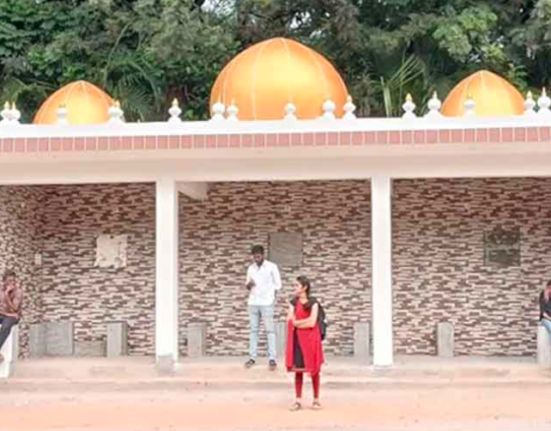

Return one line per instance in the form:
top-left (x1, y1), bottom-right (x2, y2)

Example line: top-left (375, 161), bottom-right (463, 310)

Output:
top-left (295, 275), bottom-right (317, 309)
top-left (296, 276), bottom-right (311, 297)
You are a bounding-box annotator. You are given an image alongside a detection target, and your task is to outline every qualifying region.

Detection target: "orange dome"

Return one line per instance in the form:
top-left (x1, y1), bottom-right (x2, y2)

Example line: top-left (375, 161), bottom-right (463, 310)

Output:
top-left (441, 70), bottom-right (524, 117)
top-left (210, 38), bottom-right (348, 120)
top-left (33, 81), bottom-right (114, 125)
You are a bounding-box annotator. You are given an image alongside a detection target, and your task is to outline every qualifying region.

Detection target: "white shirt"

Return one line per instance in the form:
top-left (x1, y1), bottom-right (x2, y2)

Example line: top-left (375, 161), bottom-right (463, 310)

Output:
top-left (246, 259), bottom-right (282, 306)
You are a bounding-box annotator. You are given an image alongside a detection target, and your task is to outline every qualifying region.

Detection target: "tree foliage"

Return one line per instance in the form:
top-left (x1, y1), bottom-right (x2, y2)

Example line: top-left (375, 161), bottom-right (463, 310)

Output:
top-left (0, 0), bottom-right (549, 120)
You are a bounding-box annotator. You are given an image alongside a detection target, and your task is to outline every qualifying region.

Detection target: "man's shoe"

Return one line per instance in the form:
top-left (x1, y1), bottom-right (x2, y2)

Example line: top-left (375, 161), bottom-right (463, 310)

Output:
top-left (269, 359), bottom-right (277, 371)
top-left (244, 359), bottom-right (255, 369)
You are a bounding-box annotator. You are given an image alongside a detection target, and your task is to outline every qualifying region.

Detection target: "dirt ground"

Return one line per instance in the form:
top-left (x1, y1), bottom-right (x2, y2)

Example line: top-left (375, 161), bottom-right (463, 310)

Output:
top-left (1, 381), bottom-right (550, 431)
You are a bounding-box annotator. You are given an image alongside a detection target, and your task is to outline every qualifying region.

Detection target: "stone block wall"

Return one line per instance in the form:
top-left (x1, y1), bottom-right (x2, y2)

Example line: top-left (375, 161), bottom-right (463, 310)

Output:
top-left (35, 180), bottom-right (372, 357)
top-left (179, 181), bottom-right (372, 356)
top-left (2, 177), bottom-right (548, 358)
top-left (0, 186), bottom-right (44, 357)
top-left (39, 184), bottom-right (156, 356)
top-left (393, 178), bottom-right (548, 356)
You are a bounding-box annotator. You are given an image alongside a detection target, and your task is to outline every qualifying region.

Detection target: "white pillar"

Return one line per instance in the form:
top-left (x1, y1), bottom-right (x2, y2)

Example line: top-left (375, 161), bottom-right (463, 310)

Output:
top-left (155, 179), bottom-right (180, 366)
top-left (0, 326), bottom-right (18, 378)
top-left (371, 176), bottom-right (393, 367)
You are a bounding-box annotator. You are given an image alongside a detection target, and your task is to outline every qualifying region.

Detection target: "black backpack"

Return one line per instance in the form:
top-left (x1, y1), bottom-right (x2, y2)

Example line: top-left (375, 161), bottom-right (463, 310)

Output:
top-left (292, 296), bottom-right (327, 341)
top-left (317, 300), bottom-right (327, 341)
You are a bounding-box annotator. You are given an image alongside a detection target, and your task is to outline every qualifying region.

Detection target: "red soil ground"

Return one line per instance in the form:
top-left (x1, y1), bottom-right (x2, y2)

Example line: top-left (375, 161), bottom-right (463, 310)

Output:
top-left (1, 382), bottom-right (549, 431)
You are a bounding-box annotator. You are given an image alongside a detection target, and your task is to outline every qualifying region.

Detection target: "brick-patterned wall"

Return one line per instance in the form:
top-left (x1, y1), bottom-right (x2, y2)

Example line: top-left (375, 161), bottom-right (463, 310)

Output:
top-left (0, 186), bottom-right (43, 357)
top-left (35, 181), bottom-right (372, 358)
top-left (4, 178), bottom-right (545, 358)
top-left (393, 178), bottom-right (548, 357)
top-left (180, 181), bottom-right (372, 356)
top-left (40, 184), bottom-right (156, 356)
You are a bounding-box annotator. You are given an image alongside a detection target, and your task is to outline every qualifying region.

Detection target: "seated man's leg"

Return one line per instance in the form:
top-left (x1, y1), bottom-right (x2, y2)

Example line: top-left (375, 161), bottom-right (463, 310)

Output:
top-left (0, 315), bottom-right (18, 351)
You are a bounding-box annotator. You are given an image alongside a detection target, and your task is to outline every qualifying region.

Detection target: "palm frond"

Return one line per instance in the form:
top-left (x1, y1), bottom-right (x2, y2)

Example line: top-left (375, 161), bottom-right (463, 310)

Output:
top-left (109, 79), bottom-right (156, 122)
top-left (371, 55), bottom-right (429, 116)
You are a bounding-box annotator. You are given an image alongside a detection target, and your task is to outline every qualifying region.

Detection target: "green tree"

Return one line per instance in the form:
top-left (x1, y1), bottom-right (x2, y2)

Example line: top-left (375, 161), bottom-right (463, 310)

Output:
top-left (234, 0), bottom-right (534, 116)
top-left (0, 0), bottom-right (237, 122)
top-left (0, 0), bottom-right (549, 120)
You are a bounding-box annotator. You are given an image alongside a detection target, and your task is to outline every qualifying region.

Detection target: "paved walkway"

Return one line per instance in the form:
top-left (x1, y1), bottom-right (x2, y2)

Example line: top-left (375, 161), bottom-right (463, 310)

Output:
top-left (8, 355), bottom-right (549, 387)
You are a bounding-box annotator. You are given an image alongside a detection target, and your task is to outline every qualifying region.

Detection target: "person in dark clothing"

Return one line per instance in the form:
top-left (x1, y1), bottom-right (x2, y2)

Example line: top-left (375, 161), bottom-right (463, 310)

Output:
top-left (539, 280), bottom-right (551, 342)
top-left (0, 269), bottom-right (23, 363)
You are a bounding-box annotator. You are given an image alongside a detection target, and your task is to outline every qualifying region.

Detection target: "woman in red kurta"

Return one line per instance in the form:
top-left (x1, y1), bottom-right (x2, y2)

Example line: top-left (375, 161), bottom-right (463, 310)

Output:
top-left (286, 276), bottom-right (324, 411)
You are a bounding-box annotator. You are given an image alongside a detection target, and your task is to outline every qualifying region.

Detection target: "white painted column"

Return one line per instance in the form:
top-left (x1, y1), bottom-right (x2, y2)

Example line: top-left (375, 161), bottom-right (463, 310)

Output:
top-left (371, 176), bottom-right (394, 367)
top-left (155, 179), bottom-right (180, 366)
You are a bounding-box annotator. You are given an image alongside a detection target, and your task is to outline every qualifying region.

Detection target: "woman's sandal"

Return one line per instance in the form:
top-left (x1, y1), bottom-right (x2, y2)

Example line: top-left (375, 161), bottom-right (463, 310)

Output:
top-left (289, 402), bottom-right (302, 412)
top-left (312, 401), bottom-right (322, 410)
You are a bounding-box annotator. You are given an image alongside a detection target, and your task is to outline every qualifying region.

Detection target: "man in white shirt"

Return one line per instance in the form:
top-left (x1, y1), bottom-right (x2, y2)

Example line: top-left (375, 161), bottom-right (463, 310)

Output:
top-left (244, 245), bottom-right (282, 370)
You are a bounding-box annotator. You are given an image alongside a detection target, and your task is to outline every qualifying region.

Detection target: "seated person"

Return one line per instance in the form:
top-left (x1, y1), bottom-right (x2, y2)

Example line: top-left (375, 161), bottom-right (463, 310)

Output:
top-left (0, 270), bottom-right (23, 362)
top-left (539, 280), bottom-right (551, 342)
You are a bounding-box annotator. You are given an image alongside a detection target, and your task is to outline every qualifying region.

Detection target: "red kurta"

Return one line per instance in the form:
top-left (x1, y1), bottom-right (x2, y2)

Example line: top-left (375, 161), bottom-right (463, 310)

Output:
top-left (286, 301), bottom-right (324, 375)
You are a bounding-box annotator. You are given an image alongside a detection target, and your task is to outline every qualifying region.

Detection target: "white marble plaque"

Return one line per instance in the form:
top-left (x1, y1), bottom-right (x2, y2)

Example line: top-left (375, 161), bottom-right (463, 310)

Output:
top-left (95, 234), bottom-right (128, 268)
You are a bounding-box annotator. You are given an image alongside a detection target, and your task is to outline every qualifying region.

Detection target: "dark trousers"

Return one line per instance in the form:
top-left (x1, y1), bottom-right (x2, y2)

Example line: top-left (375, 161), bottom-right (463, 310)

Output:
top-left (0, 315), bottom-right (18, 351)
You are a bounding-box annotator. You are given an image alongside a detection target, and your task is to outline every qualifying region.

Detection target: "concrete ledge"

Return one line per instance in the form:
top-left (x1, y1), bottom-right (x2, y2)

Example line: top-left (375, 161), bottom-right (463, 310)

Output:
top-left (437, 322), bottom-right (454, 358)
top-left (0, 325), bottom-right (18, 378)
top-left (537, 325), bottom-right (551, 366)
top-left (156, 355), bottom-right (176, 376)
top-left (187, 323), bottom-right (207, 358)
top-left (354, 322), bottom-right (370, 362)
top-left (30, 322), bottom-right (75, 357)
top-left (9, 355), bottom-right (542, 387)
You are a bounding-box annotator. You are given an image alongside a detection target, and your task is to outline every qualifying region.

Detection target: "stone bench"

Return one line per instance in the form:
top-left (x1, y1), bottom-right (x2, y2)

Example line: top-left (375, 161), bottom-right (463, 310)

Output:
top-left (30, 321), bottom-right (74, 357)
top-left (276, 321), bottom-right (287, 359)
top-left (537, 325), bottom-right (551, 366)
top-left (187, 323), bottom-right (207, 357)
top-left (354, 322), bottom-right (370, 361)
top-left (0, 325), bottom-right (18, 378)
top-left (31, 321), bottom-right (129, 358)
top-left (107, 321), bottom-right (128, 357)
top-left (437, 322), bottom-right (454, 358)
top-left (278, 321), bottom-right (370, 362)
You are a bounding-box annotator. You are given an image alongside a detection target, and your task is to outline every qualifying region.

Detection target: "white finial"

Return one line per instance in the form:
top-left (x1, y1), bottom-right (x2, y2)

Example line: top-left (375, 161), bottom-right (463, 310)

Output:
top-left (56, 104), bottom-right (69, 125)
top-left (343, 95), bottom-right (356, 120)
top-left (321, 99), bottom-right (336, 120)
top-left (9, 102), bottom-right (21, 124)
top-left (211, 100), bottom-right (226, 121)
top-left (0, 102), bottom-right (12, 124)
top-left (168, 98), bottom-right (182, 123)
top-left (425, 91), bottom-right (443, 119)
top-left (226, 99), bottom-right (239, 121)
top-left (538, 88), bottom-right (551, 117)
top-left (402, 94), bottom-right (416, 119)
top-left (524, 91), bottom-right (536, 116)
top-left (463, 96), bottom-right (476, 117)
top-left (284, 103), bottom-right (297, 121)
top-left (108, 100), bottom-right (124, 124)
